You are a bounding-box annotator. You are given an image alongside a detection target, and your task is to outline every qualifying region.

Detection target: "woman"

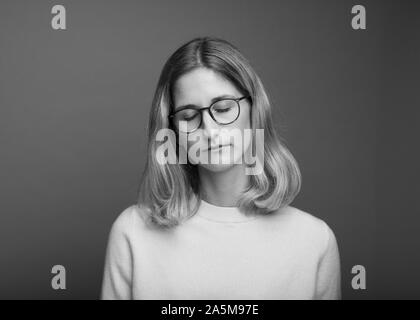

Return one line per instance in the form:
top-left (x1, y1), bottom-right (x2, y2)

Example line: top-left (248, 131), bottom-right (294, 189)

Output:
top-left (101, 37), bottom-right (341, 300)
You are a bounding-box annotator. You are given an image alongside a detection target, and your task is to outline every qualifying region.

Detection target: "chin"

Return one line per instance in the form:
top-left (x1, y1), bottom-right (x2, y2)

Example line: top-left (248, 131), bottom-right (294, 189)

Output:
top-left (198, 162), bottom-right (236, 173)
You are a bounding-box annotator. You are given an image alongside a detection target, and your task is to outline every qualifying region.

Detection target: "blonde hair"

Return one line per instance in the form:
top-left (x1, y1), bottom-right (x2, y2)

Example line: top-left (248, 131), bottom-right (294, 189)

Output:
top-left (137, 37), bottom-right (301, 228)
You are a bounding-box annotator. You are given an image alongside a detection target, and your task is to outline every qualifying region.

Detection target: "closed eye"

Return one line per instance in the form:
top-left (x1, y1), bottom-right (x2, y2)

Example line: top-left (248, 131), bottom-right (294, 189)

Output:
top-left (181, 114), bottom-right (198, 121)
top-left (213, 107), bottom-right (232, 113)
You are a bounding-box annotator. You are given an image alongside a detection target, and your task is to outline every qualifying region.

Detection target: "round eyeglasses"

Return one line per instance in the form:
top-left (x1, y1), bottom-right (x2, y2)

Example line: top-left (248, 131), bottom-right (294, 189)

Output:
top-left (169, 96), bottom-right (250, 133)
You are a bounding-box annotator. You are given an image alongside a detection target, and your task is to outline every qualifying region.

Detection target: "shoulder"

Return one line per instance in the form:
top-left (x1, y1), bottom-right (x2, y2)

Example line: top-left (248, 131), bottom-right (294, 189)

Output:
top-left (273, 205), bottom-right (337, 253)
top-left (108, 204), bottom-right (153, 239)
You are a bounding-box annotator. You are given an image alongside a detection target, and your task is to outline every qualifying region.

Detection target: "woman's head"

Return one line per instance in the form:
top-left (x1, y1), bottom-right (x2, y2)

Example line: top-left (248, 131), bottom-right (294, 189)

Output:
top-left (172, 67), bottom-right (253, 173)
top-left (138, 37), bottom-right (301, 227)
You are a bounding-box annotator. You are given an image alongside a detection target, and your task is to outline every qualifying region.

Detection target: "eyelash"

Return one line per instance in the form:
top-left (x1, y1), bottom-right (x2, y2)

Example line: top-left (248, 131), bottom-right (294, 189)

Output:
top-left (214, 107), bottom-right (231, 113)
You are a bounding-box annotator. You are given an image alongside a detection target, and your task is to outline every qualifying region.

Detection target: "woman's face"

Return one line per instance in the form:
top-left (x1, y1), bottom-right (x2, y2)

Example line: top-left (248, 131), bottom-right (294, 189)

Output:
top-left (172, 67), bottom-right (252, 173)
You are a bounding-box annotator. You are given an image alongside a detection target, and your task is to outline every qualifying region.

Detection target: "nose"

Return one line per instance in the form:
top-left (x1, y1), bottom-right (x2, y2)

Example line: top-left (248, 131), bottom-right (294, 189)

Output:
top-left (201, 110), bottom-right (220, 139)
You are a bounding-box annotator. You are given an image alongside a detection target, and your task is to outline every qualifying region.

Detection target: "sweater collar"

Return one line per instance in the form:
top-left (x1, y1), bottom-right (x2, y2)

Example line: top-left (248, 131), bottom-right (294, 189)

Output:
top-left (196, 199), bottom-right (260, 223)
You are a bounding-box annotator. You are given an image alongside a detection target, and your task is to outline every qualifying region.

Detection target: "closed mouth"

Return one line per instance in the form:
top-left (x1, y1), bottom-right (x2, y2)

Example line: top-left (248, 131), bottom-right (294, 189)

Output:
top-left (208, 144), bottom-right (231, 151)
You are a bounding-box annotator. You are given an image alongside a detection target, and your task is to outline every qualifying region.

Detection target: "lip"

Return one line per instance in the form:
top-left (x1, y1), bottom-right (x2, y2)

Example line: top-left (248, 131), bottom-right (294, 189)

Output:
top-left (207, 144), bottom-right (231, 151)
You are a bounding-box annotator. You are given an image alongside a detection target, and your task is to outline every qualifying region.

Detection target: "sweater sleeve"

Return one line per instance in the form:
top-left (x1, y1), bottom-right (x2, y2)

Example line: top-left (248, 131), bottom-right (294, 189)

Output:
top-left (101, 208), bottom-right (134, 300)
top-left (315, 222), bottom-right (342, 300)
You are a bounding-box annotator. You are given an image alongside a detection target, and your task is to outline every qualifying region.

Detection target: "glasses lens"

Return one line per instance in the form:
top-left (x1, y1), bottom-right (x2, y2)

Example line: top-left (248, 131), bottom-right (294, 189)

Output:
top-left (211, 99), bottom-right (239, 124)
top-left (174, 109), bottom-right (201, 132)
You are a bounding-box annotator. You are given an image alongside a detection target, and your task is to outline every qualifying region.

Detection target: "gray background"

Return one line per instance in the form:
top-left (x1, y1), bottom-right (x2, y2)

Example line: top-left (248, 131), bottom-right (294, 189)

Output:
top-left (0, 0), bottom-right (418, 299)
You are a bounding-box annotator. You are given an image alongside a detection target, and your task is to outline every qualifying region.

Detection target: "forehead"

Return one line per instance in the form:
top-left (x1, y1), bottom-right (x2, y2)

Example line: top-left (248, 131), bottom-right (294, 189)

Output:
top-left (172, 68), bottom-right (241, 109)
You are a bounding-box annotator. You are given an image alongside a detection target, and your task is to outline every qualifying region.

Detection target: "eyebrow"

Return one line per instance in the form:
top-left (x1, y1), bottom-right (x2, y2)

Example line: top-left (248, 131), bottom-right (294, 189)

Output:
top-left (173, 94), bottom-right (237, 113)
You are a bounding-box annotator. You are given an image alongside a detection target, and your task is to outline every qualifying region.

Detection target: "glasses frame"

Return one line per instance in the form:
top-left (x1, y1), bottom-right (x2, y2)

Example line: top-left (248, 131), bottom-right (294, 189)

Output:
top-left (168, 95), bottom-right (250, 133)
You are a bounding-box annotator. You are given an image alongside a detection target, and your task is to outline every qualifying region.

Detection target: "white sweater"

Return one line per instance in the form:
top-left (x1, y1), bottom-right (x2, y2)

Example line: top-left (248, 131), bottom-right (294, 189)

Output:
top-left (101, 200), bottom-right (341, 300)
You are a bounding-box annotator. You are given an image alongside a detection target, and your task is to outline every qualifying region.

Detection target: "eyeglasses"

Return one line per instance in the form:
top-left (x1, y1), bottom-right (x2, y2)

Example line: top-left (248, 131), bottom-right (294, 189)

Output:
top-left (169, 96), bottom-right (250, 133)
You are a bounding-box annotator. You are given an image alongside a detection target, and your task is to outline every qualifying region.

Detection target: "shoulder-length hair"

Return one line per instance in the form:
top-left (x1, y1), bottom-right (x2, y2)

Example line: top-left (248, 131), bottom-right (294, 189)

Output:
top-left (137, 36), bottom-right (301, 228)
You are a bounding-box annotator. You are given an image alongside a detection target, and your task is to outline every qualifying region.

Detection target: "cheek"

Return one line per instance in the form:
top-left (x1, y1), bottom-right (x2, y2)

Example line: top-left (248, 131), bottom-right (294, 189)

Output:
top-left (237, 116), bottom-right (250, 131)
top-left (231, 106), bottom-right (252, 154)
top-left (237, 104), bottom-right (251, 130)
top-left (185, 132), bottom-right (202, 150)
top-left (232, 105), bottom-right (251, 139)
top-left (179, 132), bottom-right (206, 159)
top-left (176, 132), bottom-right (190, 153)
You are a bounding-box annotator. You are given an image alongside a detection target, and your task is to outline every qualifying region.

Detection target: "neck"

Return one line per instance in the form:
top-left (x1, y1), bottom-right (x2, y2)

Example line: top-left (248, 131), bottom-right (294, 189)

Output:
top-left (198, 164), bottom-right (249, 207)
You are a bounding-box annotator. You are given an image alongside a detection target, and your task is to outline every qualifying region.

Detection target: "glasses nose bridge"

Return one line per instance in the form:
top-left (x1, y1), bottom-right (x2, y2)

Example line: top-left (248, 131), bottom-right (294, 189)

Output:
top-left (199, 106), bottom-right (219, 132)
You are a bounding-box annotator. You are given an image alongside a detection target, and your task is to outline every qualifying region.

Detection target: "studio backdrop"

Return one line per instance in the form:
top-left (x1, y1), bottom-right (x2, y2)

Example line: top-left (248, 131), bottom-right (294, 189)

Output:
top-left (1, 0), bottom-right (419, 299)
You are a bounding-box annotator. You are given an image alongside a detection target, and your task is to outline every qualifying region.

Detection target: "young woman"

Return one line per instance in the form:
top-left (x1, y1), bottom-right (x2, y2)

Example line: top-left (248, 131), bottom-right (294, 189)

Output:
top-left (101, 37), bottom-right (341, 300)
